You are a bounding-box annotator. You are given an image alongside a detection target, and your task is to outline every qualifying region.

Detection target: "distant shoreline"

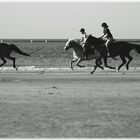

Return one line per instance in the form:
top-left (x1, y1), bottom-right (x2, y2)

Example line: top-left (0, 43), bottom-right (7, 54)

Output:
top-left (0, 39), bottom-right (68, 42)
top-left (0, 39), bottom-right (140, 42)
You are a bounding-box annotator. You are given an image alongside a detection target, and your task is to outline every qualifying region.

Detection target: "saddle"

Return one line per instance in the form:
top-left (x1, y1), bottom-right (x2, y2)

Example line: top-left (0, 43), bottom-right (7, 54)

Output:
top-left (107, 39), bottom-right (116, 48)
top-left (99, 38), bottom-right (116, 45)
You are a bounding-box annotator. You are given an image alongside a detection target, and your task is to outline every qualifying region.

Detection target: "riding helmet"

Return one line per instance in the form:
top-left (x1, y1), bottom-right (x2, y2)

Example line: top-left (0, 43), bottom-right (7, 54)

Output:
top-left (101, 22), bottom-right (109, 28)
top-left (80, 28), bottom-right (85, 32)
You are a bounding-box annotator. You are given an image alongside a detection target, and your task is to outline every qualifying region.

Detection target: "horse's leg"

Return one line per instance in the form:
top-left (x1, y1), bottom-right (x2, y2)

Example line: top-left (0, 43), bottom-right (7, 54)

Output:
top-left (103, 57), bottom-right (116, 69)
top-left (96, 59), bottom-right (104, 70)
top-left (125, 54), bottom-right (133, 70)
top-left (90, 58), bottom-right (103, 74)
top-left (118, 55), bottom-right (127, 71)
top-left (76, 58), bottom-right (85, 68)
top-left (0, 57), bottom-right (7, 67)
top-left (6, 56), bottom-right (18, 70)
top-left (90, 65), bottom-right (97, 74)
top-left (70, 58), bottom-right (78, 70)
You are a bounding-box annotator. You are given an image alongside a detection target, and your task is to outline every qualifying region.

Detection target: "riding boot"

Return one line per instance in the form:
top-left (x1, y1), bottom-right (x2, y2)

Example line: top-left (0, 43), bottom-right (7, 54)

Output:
top-left (106, 46), bottom-right (110, 56)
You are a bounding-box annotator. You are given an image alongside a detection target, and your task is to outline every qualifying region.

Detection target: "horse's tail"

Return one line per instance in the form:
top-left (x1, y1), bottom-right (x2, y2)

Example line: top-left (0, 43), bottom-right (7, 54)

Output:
top-left (11, 44), bottom-right (30, 56)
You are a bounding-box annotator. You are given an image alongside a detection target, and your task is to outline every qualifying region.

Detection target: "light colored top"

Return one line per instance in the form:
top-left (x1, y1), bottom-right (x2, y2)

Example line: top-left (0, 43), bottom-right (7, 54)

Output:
top-left (80, 32), bottom-right (88, 44)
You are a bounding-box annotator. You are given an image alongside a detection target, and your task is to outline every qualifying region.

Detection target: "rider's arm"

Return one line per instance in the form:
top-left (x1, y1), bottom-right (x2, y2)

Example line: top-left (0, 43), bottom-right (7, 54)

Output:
top-left (100, 33), bottom-right (107, 39)
top-left (100, 28), bottom-right (107, 38)
top-left (100, 34), bottom-right (104, 38)
top-left (103, 34), bottom-right (108, 38)
top-left (80, 36), bottom-right (84, 42)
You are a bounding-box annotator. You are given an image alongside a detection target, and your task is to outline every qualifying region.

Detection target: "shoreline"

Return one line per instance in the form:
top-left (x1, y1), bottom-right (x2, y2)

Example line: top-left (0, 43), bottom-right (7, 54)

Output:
top-left (0, 39), bottom-right (140, 42)
top-left (0, 66), bottom-right (140, 74)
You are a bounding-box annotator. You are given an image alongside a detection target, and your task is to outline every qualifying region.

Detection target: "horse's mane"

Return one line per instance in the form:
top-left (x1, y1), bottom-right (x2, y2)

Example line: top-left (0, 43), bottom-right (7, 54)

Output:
top-left (68, 38), bottom-right (81, 46)
top-left (86, 34), bottom-right (103, 45)
top-left (87, 34), bottom-right (98, 42)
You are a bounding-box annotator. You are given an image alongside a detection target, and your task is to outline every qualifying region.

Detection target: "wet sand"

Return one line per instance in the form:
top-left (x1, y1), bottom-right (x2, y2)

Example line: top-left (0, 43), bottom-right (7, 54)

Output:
top-left (0, 72), bottom-right (140, 137)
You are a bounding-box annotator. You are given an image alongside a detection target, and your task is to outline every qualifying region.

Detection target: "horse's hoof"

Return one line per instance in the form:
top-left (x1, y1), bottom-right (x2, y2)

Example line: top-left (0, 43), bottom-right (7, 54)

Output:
top-left (90, 71), bottom-right (94, 74)
top-left (40, 71), bottom-right (45, 74)
top-left (70, 67), bottom-right (73, 70)
top-left (126, 66), bottom-right (129, 70)
top-left (15, 67), bottom-right (18, 71)
top-left (116, 69), bottom-right (119, 72)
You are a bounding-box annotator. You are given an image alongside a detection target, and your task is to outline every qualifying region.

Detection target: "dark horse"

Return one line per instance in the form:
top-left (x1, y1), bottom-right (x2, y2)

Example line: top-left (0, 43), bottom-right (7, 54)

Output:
top-left (83, 35), bottom-right (140, 73)
top-left (0, 43), bottom-right (30, 70)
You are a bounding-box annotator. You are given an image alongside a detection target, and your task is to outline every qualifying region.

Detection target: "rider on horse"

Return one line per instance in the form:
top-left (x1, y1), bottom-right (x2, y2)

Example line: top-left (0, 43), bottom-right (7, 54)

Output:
top-left (100, 22), bottom-right (114, 56)
top-left (80, 28), bottom-right (88, 46)
top-left (79, 28), bottom-right (90, 59)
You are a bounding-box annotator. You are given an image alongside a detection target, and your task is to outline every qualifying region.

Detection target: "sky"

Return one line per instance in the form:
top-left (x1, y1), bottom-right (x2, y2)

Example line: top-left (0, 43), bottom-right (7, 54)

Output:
top-left (0, 1), bottom-right (140, 39)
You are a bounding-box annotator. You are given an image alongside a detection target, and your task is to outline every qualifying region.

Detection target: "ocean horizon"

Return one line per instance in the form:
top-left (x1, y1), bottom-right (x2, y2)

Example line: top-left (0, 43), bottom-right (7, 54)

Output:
top-left (0, 38), bottom-right (140, 42)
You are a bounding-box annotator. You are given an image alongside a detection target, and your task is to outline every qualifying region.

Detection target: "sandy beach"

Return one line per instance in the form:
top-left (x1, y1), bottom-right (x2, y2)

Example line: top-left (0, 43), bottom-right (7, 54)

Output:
top-left (0, 72), bottom-right (140, 137)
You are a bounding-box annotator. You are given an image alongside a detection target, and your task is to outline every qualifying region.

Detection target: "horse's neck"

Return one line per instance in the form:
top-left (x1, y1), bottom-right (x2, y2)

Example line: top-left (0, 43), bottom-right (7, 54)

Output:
top-left (73, 43), bottom-right (83, 51)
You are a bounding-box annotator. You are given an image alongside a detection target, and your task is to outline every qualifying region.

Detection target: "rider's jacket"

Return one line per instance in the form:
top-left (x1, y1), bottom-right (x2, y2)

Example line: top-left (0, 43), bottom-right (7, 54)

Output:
top-left (80, 32), bottom-right (88, 45)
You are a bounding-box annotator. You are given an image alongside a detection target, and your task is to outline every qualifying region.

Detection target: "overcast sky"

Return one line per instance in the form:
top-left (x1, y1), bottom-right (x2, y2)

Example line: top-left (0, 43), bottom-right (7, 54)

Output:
top-left (0, 1), bottom-right (140, 39)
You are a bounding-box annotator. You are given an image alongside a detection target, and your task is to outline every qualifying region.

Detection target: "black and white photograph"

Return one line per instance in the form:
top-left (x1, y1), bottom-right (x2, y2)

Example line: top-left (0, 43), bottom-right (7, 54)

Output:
top-left (0, 0), bottom-right (140, 138)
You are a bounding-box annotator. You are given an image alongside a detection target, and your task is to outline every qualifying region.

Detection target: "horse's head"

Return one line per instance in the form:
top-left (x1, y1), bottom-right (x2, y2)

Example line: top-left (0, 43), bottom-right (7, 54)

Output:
top-left (64, 39), bottom-right (79, 51)
top-left (64, 39), bottom-right (72, 51)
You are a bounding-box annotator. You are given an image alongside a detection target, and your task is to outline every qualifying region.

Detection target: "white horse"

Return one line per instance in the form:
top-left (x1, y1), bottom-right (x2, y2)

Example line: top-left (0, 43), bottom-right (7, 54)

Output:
top-left (64, 39), bottom-right (104, 74)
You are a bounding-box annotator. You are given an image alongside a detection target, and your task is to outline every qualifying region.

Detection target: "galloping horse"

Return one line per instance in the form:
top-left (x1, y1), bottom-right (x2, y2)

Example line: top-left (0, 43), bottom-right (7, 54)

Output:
top-left (64, 39), bottom-right (104, 73)
top-left (0, 43), bottom-right (30, 70)
top-left (83, 35), bottom-right (140, 73)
